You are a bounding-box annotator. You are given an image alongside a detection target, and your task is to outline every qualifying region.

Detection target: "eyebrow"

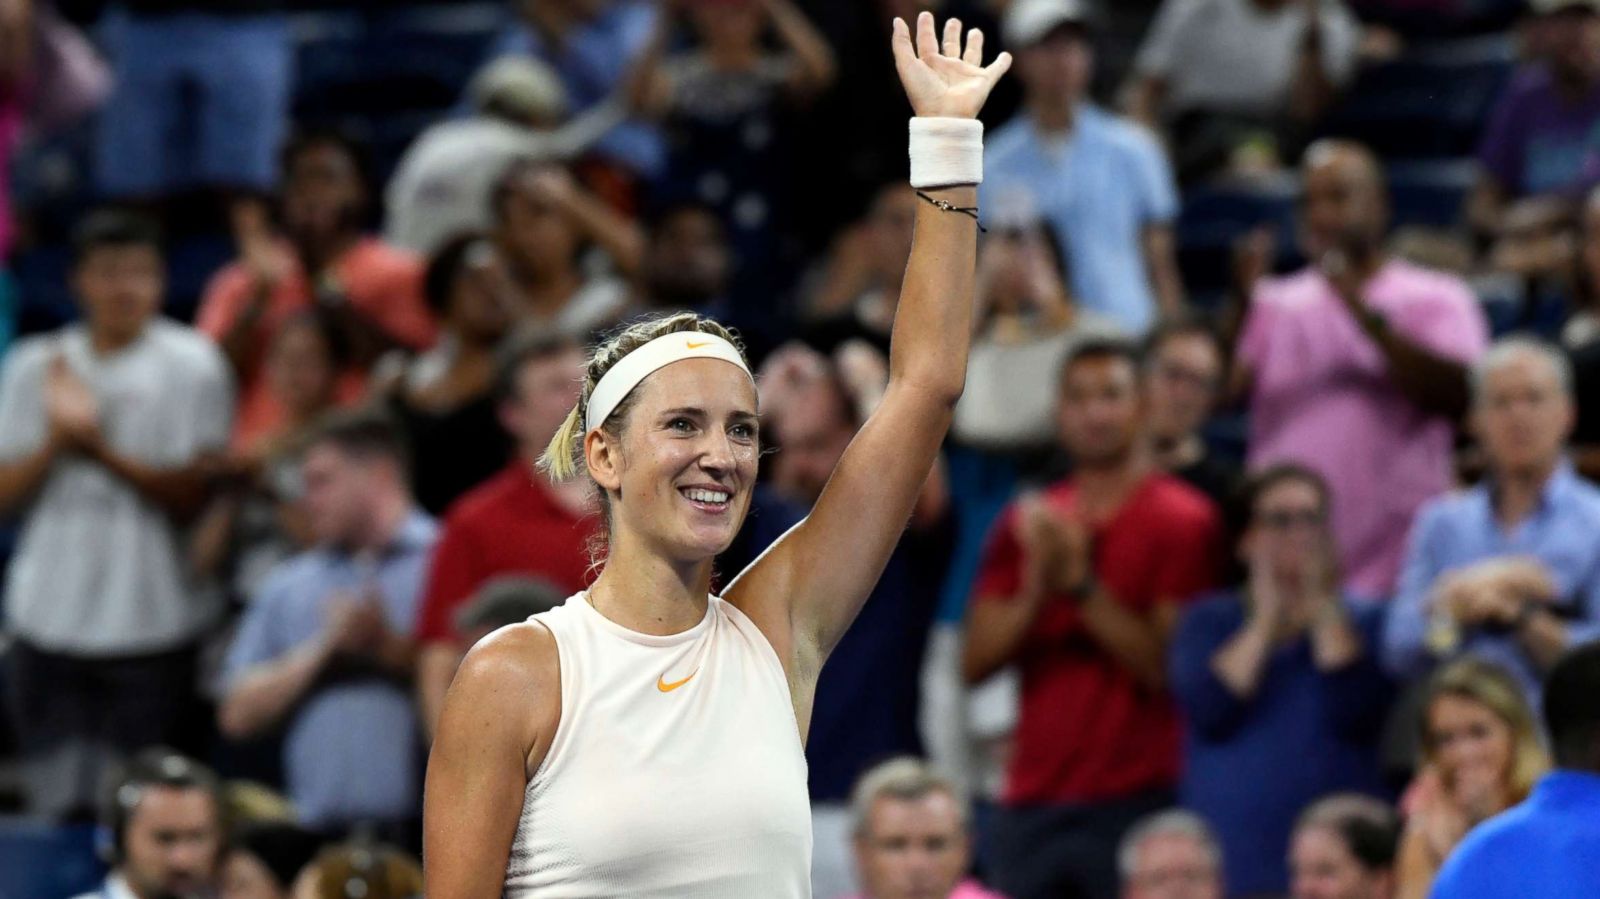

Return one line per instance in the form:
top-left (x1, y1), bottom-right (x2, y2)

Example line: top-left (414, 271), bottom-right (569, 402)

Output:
top-left (660, 407), bottom-right (759, 423)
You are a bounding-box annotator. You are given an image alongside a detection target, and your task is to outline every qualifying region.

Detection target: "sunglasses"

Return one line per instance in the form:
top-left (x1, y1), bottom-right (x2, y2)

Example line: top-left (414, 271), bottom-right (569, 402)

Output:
top-left (1256, 509), bottom-right (1325, 531)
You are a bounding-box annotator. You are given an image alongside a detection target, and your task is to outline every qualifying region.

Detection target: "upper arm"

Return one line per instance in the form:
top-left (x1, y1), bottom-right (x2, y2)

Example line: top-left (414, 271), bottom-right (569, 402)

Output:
top-left (0, 345), bottom-right (46, 462)
top-left (725, 383), bottom-right (952, 669)
top-left (1133, 0), bottom-right (1193, 79)
top-left (423, 623), bottom-right (556, 899)
top-left (195, 270), bottom-right (248, 340)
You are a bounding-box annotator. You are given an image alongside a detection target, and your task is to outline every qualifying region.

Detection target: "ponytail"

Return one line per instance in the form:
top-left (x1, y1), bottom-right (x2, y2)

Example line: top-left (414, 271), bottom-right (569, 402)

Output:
top-left (539, 400), bottom-right (587, 482)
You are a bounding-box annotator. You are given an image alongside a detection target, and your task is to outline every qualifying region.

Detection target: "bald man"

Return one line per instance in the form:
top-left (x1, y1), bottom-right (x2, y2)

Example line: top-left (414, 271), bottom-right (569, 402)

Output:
top-left (1232, 140), bottom-right (1489, 600)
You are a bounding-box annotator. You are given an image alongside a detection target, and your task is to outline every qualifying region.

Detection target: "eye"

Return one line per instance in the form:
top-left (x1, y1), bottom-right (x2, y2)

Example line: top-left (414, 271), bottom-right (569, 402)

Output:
top-left (729, 422), bottom-right (757, 442)
top-left (668, 417), bottom-right (696, 434)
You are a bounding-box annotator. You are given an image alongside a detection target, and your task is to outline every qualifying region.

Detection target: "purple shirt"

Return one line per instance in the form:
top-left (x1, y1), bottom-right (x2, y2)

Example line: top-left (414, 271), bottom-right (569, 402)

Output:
top-left (1478, 66), bottom-right (1600, 199)
top-left (1239, 260), bottom-right (1488, 598)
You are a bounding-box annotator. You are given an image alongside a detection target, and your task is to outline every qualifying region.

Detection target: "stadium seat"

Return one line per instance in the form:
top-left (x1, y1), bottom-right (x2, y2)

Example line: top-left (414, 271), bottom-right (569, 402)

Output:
top-left (0, 819), bottom-right (104, 899)
top-left (1386, 159), bottom-right (1477, 230)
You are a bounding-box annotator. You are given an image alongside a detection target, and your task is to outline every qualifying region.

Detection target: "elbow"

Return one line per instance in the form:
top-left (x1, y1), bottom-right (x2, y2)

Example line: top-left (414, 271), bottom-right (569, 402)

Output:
top-left (960, 641), bottom-right (1000, 686)
top-left (217, 694), bottom-right (261, 742)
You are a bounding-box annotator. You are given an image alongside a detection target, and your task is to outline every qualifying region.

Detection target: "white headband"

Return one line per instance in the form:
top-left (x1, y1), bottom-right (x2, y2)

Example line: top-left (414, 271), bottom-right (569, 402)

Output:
top-left (584, 331), bottom-right (752, 433)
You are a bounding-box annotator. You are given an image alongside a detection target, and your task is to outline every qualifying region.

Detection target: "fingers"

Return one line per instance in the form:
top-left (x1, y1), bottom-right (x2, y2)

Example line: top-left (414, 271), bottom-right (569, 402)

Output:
top-left (986, 50), bottom-right (1014, 84)
top-left (942, 17), bottom-right (962, 59)
top-left (915, 10), bottom-right (938, 60)
top-left (890, 16), bottom-right (914, 69)
top-left (963, 27), bottom-right (984, 67)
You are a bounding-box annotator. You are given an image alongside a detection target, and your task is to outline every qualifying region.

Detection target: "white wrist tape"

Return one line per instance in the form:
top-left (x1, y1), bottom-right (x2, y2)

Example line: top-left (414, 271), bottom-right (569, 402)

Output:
top-left (908, 117), bottom-right (984, 189)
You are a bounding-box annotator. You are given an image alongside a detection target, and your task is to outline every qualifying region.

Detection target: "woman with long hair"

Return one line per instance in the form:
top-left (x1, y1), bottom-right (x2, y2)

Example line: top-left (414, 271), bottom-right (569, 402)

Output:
top-left (422, 14), bottom-right (1010, 898)
top-left (1394, 658), bottom-right (1550, 899)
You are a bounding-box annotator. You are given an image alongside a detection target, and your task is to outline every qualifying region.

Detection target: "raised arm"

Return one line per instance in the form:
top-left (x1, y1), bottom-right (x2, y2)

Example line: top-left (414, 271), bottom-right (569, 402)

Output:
top-left (726, 13), bottom-right (1008, 676)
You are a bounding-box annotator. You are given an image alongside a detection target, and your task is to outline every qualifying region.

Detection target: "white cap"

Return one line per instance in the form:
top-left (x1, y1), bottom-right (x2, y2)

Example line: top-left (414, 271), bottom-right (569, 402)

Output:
top-left (468, 57), bottom-right (568, 124)
top-left (1003, 0), bottom-right (1093, 48)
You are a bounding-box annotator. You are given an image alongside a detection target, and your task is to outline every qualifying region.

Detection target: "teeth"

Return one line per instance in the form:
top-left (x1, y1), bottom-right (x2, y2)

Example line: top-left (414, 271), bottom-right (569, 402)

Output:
top-left (684, 488), bottom-right (730, 504)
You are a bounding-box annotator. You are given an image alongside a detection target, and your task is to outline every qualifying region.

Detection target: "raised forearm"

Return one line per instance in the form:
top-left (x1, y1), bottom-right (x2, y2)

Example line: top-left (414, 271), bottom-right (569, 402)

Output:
top-left (1365, 323), bottom-right (1470, 419)
top-left (559, 190), bottom-right (646, 277)
top-left (1079, 588), bottom-right (1168, 690)
top-left (1518, 608), bottom-right (1572, 672)
top-left (219, 639), bottom-right (332, 739)
top-left (86, 443), bottom-right (213, 520)
top-left (1210, 614), bottom-right (1277, 699)
top-left (769, 0), bottom-right (837, 92)
top-left (962, 587), bottom-right (1045, 683)
top-left (1289, 26), bottom-right (1337, 122)
top-left (0, 440), bottom-right (59, 515)
top-left (889, 186), bottom-right (978, 404)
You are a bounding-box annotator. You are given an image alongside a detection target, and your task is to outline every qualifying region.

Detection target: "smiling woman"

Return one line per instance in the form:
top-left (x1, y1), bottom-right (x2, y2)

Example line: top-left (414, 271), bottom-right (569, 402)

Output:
top-left (421, 11), bottom-right (1011, 899)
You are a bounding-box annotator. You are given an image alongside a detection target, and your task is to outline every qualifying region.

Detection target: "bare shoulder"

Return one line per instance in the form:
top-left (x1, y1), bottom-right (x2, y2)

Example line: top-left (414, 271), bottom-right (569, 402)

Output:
top-left (441, 621), bottom-right (562, 764)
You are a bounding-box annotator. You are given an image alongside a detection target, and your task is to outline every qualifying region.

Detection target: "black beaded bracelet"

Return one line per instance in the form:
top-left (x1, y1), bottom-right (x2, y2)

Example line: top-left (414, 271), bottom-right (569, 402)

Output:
top-left (915, 190), bottom-right (986, 232)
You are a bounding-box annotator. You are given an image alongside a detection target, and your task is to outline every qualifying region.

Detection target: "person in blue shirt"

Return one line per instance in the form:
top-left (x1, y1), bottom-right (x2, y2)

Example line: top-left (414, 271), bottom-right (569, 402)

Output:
top-left (981, 0), bottom-right (1185, 334)
top-left (1170, 463), bottom-right (1392, 897)
top-left (1385, 336), bottom-right (1600, 706)
top-left (1430, 641), bottom-right (1600, 898)
top-left (219, 410), bottom-right (438, 840)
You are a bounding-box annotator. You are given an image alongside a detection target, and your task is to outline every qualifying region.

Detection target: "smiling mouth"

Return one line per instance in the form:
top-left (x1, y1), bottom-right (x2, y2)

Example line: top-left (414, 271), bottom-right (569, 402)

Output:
top-left (680, 486), bottom-right (732, 512)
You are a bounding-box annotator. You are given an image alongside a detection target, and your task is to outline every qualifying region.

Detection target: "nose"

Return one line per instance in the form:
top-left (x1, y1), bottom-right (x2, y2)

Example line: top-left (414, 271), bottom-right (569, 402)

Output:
top-left (698, 431), bottom-right (736, 476)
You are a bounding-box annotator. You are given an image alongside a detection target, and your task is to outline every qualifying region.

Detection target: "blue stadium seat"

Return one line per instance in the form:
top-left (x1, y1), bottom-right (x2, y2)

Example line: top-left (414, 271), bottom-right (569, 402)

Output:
top-left (0, 819), bottom-right (104, 899)
top-left (1386, 159), bottom-right (1477, 230)
top-left (1321, 35), bottom-right (1515, 160)
top-left (1176, 180), bottom-right (1300, 297)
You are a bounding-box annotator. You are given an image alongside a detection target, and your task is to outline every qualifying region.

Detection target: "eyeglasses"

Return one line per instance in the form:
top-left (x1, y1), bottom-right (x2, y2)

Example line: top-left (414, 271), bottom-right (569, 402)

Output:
top-left (1256, 509), bottom-right (1326, 531)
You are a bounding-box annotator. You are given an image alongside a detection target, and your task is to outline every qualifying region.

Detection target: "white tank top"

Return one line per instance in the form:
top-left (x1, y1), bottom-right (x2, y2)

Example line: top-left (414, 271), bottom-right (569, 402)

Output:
top-left (504, 593), bottom-right (813, 898)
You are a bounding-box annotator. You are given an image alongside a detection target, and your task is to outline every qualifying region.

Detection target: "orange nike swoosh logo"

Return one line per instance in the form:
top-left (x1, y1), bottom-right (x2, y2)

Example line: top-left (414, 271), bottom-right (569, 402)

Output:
top-left (685, 341), bottom-right (712, 349)
top-left (657, 668), bottom-right (699, 692)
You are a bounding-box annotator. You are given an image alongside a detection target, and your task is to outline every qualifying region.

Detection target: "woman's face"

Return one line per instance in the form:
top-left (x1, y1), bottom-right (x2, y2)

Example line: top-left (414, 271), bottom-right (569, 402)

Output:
top-left (1429, 694), bottom-right (1515, 807)
top-left (220, 850), bottom-right (289, 899)
top-left (1241, 479), bottom-right (1328, 589)
top-left (449, 245), bottom-right (517, 342)
top-left (266, 319), bottom-right (337, 418)
top-left (591, 357), bottom-right (760, 563)
top-left (979, 228), bottom-right (1064, 317)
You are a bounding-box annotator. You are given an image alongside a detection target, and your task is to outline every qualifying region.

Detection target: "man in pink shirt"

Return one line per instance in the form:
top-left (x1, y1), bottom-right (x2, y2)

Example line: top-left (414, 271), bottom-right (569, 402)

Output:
top-left (1234, 140), bottom-right (1488, 599)
top-left (198, 129), bottom-right (436, 444)
top-left (844, 757), bottom-right (1006, 899)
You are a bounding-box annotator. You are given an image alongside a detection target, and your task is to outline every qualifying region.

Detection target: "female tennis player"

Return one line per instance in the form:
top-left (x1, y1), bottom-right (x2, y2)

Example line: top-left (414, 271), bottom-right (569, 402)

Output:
top-left (423, 13), bottom-right (1010, 898)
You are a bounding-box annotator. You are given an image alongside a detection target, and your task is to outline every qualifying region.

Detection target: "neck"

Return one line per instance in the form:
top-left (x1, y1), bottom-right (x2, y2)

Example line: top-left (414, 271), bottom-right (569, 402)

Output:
top-left (1073, 447), bottom-right (1151, 507)
top-left (89, 324), bottom-right (144, 355)
top-left (354, 490), bottom-right (410, 553)
top-left (1494, 457), bottom-right (1561, 526)
top-left (588, 532), bottom-right (713, 636)
top-left (1030, 98), bottom-right (1078, 133)
top-left (295, 231), bottom-right (360, 277)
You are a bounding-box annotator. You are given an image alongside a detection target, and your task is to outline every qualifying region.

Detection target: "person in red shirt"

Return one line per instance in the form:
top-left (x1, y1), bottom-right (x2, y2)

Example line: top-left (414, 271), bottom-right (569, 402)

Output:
top-left (414, 329), bottom-right (596, 738)
top-left (198, 129), bottom-right (437, 448)
top-left (963, 335), bottom-right (1221, 899)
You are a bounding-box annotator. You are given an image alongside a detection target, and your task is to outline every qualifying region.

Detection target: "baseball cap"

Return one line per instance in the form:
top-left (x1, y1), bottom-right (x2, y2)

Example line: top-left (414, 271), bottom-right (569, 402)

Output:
top-left (468, 57), bottom-right (568, 124)
top-left (1530, 0), bottom-right (1600, 15)
top-left (1003, 0), bottom-right (1093, 48)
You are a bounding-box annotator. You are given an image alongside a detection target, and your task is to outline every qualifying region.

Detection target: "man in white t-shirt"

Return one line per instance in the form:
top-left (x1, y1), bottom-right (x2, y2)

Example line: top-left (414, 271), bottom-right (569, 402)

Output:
top-left (1125, 0), bottom-right (1364, 180)
top-left (0, 211), bottom-right (234, 820)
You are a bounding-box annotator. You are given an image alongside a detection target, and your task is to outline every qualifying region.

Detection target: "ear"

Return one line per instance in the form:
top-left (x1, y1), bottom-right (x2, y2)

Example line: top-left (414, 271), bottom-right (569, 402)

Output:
top-left (585, 428), bottom-right (624, 494)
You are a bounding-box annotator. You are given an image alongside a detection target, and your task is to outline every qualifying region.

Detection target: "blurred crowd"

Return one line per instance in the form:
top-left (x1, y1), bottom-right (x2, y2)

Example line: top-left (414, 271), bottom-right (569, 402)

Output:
top-left (3, 0), bottom-right (1600, 898)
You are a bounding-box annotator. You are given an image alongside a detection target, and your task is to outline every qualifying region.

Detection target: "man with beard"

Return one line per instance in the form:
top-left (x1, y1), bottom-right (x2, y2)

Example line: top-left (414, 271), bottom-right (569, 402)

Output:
top-left (72, 750), bottom-right (225, 899)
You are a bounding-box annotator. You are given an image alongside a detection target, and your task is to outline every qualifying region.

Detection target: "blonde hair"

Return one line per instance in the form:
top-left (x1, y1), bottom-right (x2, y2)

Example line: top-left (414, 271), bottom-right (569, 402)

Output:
top-left (1420, 657), bottom-right (1550, 805)
top-left (299, 843), bottom-right (422, 899)
top-left (538, 312), bottom-right (748, 556)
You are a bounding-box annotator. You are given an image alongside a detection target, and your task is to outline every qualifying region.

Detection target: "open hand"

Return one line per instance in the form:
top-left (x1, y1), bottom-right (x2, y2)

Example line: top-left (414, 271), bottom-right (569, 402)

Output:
top-left (45, 355), bottom-right (101, 447)
top-left (891, 12), bottom-right (1010, 119)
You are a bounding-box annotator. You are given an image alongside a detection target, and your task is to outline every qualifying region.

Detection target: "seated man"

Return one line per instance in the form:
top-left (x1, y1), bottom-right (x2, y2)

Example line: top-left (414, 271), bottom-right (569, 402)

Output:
top-left (71, 750), bottom-right (225, 899)
top-left (219, 411), bottom-right (437, 838)
top-left (1385, 338), bottom-right (1600, 704)
top-left (1288, 794), bottom-right (1400, 899)
top-left (1118, 809), bottom-right (1224, 899)
top-left (845, 757), bottom-right (1002, 899)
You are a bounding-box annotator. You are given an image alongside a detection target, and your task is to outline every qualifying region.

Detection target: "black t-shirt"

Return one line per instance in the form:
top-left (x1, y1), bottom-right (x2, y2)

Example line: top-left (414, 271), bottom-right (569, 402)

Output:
top-left (1175, 451), bottom-right (1242, 521)
top-left (387, 391), bottom-right (511, 518)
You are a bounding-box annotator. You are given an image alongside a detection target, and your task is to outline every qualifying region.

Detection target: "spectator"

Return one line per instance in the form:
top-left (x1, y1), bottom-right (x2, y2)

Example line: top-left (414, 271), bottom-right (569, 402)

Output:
top-left (725, 342), bottom-right (948, 899)
top-left (377, 236), bottom-right (518, 516)
top-left (222, 823), bottom-right (325, 899)
top-left (477, 0), bottom-right (662, 178)
top-left (385, 57), bottom-right (623, 257)
top-left (1469, 0), bottom-right (1600, 237)
top-left (94, 0), bottom-right (290, 202)
top-left (1394, 659), bottom-right (1549, 899)
top-left (71, 750), bottom-right (226, 899)
top-left (0, 211), bottom-right (233, 819)
top-left (1234, 140), bottom-right (1488, 600)
top-left (1142, 316), bottom-right (1237, 511)
top-left (963, 337), bottom-right (1221, 899)
top-left (1125, 0), bottom-right (1364, 182)
top-left (413, 331), bottom-right (594, 739)
top-left (233, 310), bottom-right (347, 460)
top-left (1171, 465), bottom-right (1392, 896)
top-left (633, 200), bottom-right (738, 323)
top-left (1288, 794), bottom-right (1401, 899)
top-left (802, 183), bottom-right (918, 357)
top-left (1385, 338), bottom-right (1600, 703)
top-left (218, 411), bottom-right (437, 839)
top-left (844, 757), bottom-right (1003, 899)
top-left (450, 576), bottom-right (568, 648)
top-left (954, 217), bottom-right (1122, 464)
top-left (199, 131), bottom-right (436, 447)
top-left (0, 0), bottom-right (25, 265)
top-left (982, 0), bottom-right (1184, 334)
top-left (490, 160), bottom-right (641, 337)
top-left (1118, 809), bottom-right (1225, 899)
top-left (290, 843), bottom-right (423, 899)
top-left (629, 0), bottom-right (837, 315)
top-left (1430, 642), bottom-right (1600, 898)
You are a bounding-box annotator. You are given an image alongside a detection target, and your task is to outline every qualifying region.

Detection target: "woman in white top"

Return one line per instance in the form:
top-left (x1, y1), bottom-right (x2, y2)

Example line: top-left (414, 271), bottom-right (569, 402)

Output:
top-left (422, 14), bottom-right (1010, 898)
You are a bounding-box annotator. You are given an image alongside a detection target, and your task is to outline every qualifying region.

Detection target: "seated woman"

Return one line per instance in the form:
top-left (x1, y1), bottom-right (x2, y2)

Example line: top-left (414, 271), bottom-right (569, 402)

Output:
top-left (1169, 464), bottom-right (1393, 896)
top-left (1394, 657), bottom-right (1550, 899)
top-left (377, 234), bottom-right (518, 515)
